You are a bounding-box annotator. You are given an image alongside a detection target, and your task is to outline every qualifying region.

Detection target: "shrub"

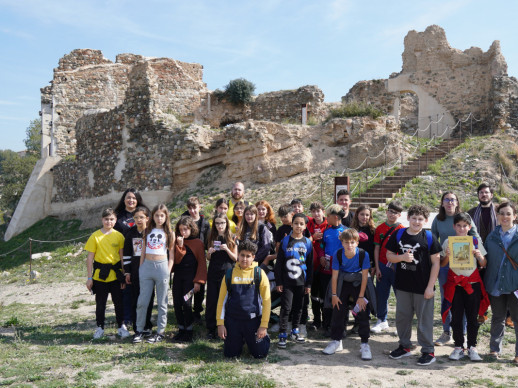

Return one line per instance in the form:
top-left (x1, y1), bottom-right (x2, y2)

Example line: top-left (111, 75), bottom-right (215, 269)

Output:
top-left (327, 101), bottom-right (384, 121)
top-left (224, 78), bottom-right (256, 105)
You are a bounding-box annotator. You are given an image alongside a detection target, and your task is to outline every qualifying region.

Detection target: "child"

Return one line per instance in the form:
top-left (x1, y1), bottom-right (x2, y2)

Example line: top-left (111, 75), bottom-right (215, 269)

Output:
top-left (122, 206), bottom-right (154, 336)
top-left (133, 204), bottom-right (175, 344)
top-left (205, 213), bottom-right (238, 339)
top-left (256, 200), bottom-right (277, 238)
top-left (321, 204), bottom-right (346, 335)
top-left (337, 189), bottom-right (354, 227)
top-left (183, 197), bottom-right (210, 324)
top-left (307, 202), bottom-right (330, 331)
top-left (290, 198), bottom-right (306, 216)
top-left (440, 212), bottom-right (489, 361)
top-left (275, 204), bottom-right (295, 250)
top-left (212, 198), bottom-right (237, 233)
top-left (232, 201), bottom-right (246, 230)
top-left (237, 205), bottom-right (273, 265)
top-left (372, 201), bottom-right (404, 333)
top-left (351, 205), bottom-right (376, 273)
top-left (217, 240), bottom-right (271, 358)
top-left (85, 208), bottom-right (128, 339)
top-left (322, 229), bottom-right (372, 360)
top-left (172, 216), bottom-right (207, 342)
top-left (385, 205), bottom-right (442, 366)
top-left (274, 213), bottom-right (313, 348)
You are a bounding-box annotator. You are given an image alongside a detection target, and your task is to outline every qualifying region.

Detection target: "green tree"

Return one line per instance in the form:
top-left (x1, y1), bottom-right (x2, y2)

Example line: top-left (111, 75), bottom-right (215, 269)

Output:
top-left (0, 118), bottom-right (41, 220)
top-left (24, 118), bottom-right (42, 155)
top-left (224, 78), bottom-right (256, 105)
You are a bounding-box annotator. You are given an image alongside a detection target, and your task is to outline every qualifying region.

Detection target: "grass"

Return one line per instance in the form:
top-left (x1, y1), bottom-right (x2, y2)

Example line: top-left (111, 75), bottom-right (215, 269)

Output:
top-left (326, 101), bottom-right (384, 121)
top-left (2, 133), bottom-right (518, 386)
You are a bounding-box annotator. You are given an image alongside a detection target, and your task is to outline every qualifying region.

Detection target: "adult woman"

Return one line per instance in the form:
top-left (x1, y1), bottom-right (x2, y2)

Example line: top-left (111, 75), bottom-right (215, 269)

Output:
top-left (114, 188), bottom-right (147, 331)
top-left (484, 202), bottom-right (518, 363)
top-left (431, 191), bottom-right (480, 345)
top-left (114, 188), bottom-right (146, 235)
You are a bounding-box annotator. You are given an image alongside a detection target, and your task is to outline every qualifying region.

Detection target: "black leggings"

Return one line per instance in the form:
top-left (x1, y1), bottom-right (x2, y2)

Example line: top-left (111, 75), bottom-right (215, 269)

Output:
top-left (451, 283), bottom-right (481, 348)
top-left (94, 279), bottom-right (123, 329)
top-left (172, 271), bottom-right (195, 329)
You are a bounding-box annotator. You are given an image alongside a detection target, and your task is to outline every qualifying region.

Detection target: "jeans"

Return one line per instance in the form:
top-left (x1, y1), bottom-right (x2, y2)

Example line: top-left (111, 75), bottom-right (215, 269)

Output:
top-left (376, 262), bottom-right (395, 322)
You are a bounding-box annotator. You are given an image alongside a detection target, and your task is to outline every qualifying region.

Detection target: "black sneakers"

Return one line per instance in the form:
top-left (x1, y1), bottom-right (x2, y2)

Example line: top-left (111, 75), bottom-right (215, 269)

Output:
top-left (417, 352), bottom-right (436, 366)
top-left (146, 333), bottom-right (165, 344)
top-left (389, 345), bottom-right (412, 359)
top-left (132, 332), bottom-right (144, 344)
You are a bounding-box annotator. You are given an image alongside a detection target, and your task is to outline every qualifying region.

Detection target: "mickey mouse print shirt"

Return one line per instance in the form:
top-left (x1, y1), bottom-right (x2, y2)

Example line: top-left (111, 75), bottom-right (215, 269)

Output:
top-left (146, 228), bottom-right (168, 256)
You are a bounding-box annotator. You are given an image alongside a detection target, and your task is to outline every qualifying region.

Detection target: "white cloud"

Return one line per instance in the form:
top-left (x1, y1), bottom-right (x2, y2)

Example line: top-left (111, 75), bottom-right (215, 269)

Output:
top-left (0, 100), bottom-right (18, 106)
top-left (0, 27), bottom-right (34, 40)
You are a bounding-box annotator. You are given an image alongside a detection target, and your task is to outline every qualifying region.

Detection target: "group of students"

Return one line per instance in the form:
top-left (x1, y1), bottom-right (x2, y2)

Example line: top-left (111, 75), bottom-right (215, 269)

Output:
top-left (84, 184), bottom-right (518, 365)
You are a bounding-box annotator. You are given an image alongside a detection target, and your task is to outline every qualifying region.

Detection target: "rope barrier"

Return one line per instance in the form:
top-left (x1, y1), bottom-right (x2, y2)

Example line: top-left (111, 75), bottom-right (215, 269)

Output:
top-left (0, 240), bottom-right (29, 257)
top-left (30, 234), bottom-right (91, 244)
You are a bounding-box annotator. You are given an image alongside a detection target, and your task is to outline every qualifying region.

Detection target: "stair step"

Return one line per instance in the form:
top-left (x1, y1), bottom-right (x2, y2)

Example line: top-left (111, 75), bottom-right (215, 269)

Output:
top-left (349, 138), bottom-right (464, 212)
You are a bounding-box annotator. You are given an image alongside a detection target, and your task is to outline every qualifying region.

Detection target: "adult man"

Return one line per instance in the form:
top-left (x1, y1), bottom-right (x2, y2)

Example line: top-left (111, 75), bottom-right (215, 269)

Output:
top-left (467, 183), bottom-right (499, 325)
top-left (227, 182), bottom-right (249, 220)
top-left (467, 183), bottom-right (497, 244)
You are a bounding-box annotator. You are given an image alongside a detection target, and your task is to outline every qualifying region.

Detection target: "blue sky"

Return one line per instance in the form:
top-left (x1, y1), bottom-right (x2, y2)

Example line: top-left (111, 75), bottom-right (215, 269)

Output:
top-left (1, 0), bottom-right (517, 151)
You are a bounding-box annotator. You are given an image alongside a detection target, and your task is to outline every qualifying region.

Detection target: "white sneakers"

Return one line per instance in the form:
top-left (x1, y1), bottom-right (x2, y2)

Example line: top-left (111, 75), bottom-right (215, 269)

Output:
top-left (449, 346), bottom-right (482, 361)
top-left (118, 324), bottom-right (131, 338)
top-left (322, 340), bottom-right (372, 360)
top-left (360, 343), bottom-right (372, 360)
top-left (449, 347), bottom-right (465, 360)
top-left (93, 326), bottom-right (104, 339)
top-left (322, 340), bottom-right (343, 355)
top-left (94, 325), bottom-right (131, 339)
top-left (371, 320), bottom-right (389, 333)
top-left (467, 347), bottom-right (482, 361)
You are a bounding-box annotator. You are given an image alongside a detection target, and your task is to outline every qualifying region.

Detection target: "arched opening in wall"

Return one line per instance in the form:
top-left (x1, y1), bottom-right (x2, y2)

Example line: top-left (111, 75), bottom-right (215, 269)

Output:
top-left (398, 91), bottom-right (418, 134)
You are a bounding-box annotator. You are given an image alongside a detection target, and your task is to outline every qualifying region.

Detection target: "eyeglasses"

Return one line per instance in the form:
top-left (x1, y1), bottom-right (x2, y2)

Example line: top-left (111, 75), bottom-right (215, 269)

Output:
top-left (387, 209), bottom-right (399, 215)
top-left (498, 212), bottom-right (514, 217)
top-left (443, 198), bottom-right (457, 204)
top-left (215, 221), bottom-right (227, 225)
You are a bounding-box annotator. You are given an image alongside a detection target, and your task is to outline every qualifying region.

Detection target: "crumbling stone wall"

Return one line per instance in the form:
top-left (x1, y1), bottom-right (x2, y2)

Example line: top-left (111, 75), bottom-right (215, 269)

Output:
top-left (490, 75), bottom-right (518, 131)
top-left (47, 49), bottom-right (206, 157)
top-left (197, 85), bottom-right (325, 128)
top-left (342, 80), bottom-right (396, 114)
top-left (251, 86), bottom-right (325, 123)
top-left (401, 25), bottom-right (507, 130)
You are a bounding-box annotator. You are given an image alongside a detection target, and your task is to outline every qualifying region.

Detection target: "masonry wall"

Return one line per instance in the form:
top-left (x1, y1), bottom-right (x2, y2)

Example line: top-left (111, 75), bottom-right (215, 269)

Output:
top-left (251, 85), bottom-right (326, 123)
top-left (402, 25), bottom-right (507, 129)
top-left (342, 79), bottom-right (396, 114)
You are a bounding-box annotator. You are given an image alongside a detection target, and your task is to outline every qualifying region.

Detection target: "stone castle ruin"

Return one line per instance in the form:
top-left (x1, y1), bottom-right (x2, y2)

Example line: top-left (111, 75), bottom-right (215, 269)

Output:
top-left (5, 25), bottom-right (518, 240)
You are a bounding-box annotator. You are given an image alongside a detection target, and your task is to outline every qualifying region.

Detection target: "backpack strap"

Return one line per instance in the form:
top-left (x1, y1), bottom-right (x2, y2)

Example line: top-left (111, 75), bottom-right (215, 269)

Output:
top-left (396, 227), bottom-right (433, 253)
top-left (358, 248), bottom-right (366, 269)
top-left (380, 223), bottom-right (400, 247)
top-left (253, 266), bottom-right (262, 294)
top-left (425, 230), bottom-right (433, 252)
top-left (225, 268), bottom-right (233, 296)
top-left (396, 227), bottom-right (406, 245)
top-left (336, 248), bottom-right (343, 267)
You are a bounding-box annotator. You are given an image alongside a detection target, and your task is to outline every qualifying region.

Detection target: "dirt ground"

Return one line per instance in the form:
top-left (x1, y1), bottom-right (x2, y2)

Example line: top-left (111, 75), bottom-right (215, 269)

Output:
top-left (1, 280), bottom-right (517, 388)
